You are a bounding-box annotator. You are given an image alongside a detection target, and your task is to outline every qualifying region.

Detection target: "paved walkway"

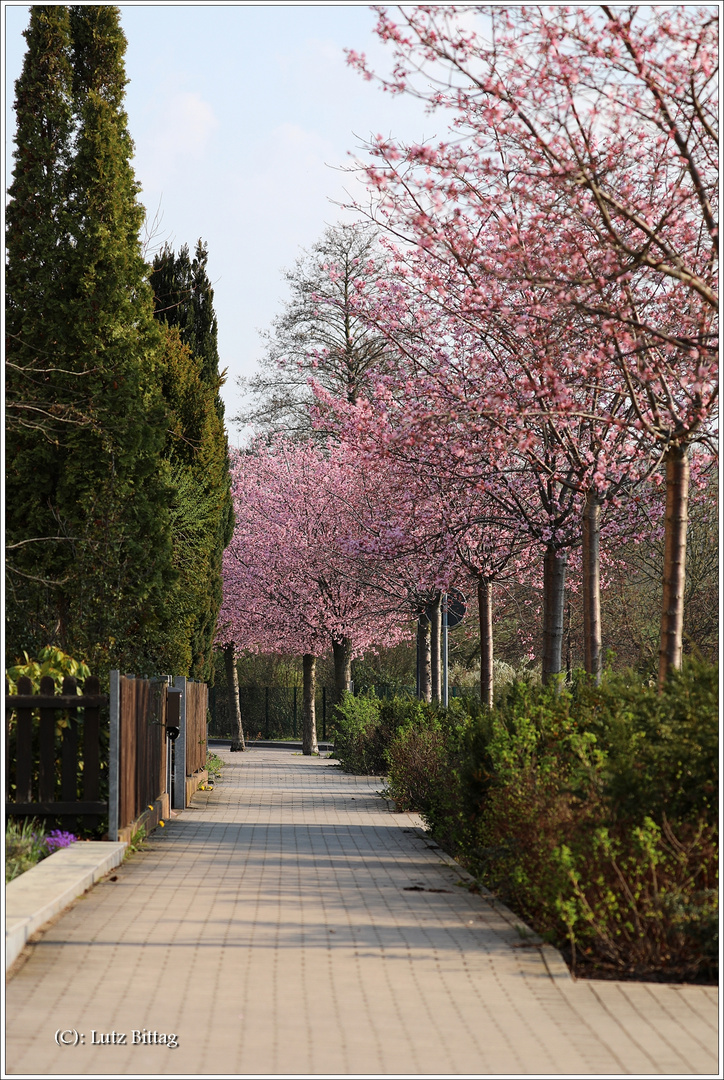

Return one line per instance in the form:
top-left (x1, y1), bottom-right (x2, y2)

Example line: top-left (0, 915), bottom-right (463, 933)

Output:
top-left (5, 748), bottom-right (719, 1076)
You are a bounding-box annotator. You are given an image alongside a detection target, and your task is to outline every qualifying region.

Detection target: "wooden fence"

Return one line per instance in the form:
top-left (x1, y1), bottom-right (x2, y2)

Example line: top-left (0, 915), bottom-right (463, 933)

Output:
top-left (114, 674), bottom-right (168, 842)
top-left (7, 671), bottom-right (209, 841)
top-left (169, 676), bottom-right (208, 810)
top-left (185, 680), bottom-right (208, 775)
top-left (5, 674), bottom-right (108, 830)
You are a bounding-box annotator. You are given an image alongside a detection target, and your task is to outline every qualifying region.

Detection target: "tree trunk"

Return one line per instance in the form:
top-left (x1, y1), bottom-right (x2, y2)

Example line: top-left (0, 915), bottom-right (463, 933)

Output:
top-left (658, 444), bottom-right (690, 690)
top-left (542, 547), bottom-right (568, 686)
top-left (332, 636), bottom-right (352, 706)
top-left (224, 642), bottom-right (245, 751)
top-left (302, 653), bottom-right (318, 755)
top-left (478, 577), bottom-right (493, 709)
top-left (417, 613), bottom-right (432, 702)
top-left (430, 593), bottom-right (442, 703)
top-left (582, 490), bottom-right (603, 684)
top-left (565, 601), bottom-right (573, 683)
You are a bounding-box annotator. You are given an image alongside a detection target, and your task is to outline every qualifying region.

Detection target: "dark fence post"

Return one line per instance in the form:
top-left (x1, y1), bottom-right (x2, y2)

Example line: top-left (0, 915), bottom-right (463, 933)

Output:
top-left (38, 674), bottom-right (56, 803)
top-left (293, 685), bottom-right (297, 738)
top-left (60, 675), bottom-right (79, 802)
top-left (83, 676), bottom-right (101, 814)
top-left (265, 687), bottom-right (269, 739)
top-left (109, 671), bottom-right (120, 841)
top-left (14, 676), bottom-right (34, 804)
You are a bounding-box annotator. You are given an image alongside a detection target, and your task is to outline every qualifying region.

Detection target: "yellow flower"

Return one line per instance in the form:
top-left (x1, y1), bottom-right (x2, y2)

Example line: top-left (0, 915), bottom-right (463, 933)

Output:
top-left (148, 805), bottom-right (154, 810)
top-left (159, 820), bottom-right (165, 827)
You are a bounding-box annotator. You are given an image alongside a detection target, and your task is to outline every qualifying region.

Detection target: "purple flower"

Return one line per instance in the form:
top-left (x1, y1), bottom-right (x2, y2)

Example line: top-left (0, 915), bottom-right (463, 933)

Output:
top-left (44, 830), bottom-right (78, 853)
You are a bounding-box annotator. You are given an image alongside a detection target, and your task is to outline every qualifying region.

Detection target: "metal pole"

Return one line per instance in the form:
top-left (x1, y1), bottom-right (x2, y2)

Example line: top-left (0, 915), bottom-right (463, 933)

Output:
top-left (293, 685), bottom-right (297, 738)
top-left (154, 675), bottom-right (173, 809)
top-left (442, 593), bottom-right (449, 708)
top-left (172, 675), bottom-right (187, 810)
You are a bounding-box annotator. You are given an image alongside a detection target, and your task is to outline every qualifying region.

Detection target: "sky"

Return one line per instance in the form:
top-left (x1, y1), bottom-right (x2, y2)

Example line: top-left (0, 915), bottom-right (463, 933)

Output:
top-left (4, 3), bottom-right (441, 441)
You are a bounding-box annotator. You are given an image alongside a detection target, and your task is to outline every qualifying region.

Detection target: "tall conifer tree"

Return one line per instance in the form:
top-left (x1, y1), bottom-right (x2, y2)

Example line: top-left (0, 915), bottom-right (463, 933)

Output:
top-left (6, 7), bottom-right (75, 635)
top-left (151, 243), bottom-right (234, 681)
top-left (152, 241), bottom-right (225, 396)
top-left (6, 5), bottom-right (174, 674)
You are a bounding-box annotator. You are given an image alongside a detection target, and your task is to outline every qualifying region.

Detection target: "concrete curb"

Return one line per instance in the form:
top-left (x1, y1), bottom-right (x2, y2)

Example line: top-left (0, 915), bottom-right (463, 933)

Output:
top-left (6, 841), bottom-right (127, 970)
top-left (404, 817), bottom-right (574, 982)
top-left (209, 738), bottom-right (335, 751)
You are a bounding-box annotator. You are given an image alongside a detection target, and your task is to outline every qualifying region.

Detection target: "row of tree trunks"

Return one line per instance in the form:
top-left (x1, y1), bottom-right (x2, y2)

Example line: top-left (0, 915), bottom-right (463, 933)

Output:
top-left (223, 638), bottom-right (351, 758)
top-left (228, 452), bottom-right (689, 758)
top-left (416, 595), bottom-right (445, 703)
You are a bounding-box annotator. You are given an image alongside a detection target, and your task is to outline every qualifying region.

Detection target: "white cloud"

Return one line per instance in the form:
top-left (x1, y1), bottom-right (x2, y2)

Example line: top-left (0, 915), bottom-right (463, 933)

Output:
top-left (134, 90), bottom-right (219, 189)
top-left (164, 92), bottom-right (219, 158)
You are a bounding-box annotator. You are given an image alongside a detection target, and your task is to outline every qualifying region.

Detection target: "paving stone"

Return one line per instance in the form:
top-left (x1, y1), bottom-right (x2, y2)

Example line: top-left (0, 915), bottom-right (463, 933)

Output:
top-left (5, 748), bottom-right (719, 1075)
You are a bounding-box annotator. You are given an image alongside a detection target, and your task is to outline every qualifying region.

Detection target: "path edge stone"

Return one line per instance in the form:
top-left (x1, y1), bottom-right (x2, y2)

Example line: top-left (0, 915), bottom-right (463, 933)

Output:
top-left (406, 820), bottom-right (574, 983)
top-left (6, 841), bottom-right (127, 971)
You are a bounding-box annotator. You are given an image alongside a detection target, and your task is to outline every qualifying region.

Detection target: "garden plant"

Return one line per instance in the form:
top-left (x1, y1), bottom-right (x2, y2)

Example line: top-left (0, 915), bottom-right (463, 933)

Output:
top-left (334, 661), bottom-right (718, 983)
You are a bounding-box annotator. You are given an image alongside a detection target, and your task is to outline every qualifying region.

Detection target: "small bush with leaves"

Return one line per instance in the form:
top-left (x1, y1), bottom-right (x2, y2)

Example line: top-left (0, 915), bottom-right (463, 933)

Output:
top-left (550, 817), bottom-right (718, 982)
top-left (6, 820), bottom-right (78, 882)
top-left (334, 693), bottom-right (458, 777)
top-left (332, 692), bottom-right (383, 774)
top-left (386, 724), bottom-right (447, 811)
top-left (6, 646), bottom-right (91, 695)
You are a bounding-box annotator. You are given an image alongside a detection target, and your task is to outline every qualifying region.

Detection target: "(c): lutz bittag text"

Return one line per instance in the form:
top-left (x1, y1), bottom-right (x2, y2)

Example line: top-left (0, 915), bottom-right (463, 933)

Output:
top-left (55, 1029), bottom-right (178, 1048)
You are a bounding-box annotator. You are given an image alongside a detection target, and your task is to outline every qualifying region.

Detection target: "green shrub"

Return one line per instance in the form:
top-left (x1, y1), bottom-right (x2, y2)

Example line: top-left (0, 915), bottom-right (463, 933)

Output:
top-left (334, 693), bottom-right (458, 776)
top-left (5, 819), bottom-right (78, 882)
top-left (378, 661), bottom-right (718, 982)
top-left (6, 646), bottom-right (91, 695)
top-left (385, 720), bottom-right (445, 811)
top-left (550, 817), bottom-right (718, 981)
top-left (332, 692), bottom-right (383, 774)
top-left (460, 660), bottom-right (718, 826)
top-left (581, 661), bottom-right (718, 824)
top-left (6, 820), bottom-right (49, 882)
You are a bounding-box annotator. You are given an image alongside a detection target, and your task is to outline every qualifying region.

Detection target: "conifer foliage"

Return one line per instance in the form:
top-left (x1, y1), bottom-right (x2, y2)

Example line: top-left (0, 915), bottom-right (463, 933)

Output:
top-left (5, 6), bottom-right (209, 675)
top-left (150, 244), bottom-right (234, 681)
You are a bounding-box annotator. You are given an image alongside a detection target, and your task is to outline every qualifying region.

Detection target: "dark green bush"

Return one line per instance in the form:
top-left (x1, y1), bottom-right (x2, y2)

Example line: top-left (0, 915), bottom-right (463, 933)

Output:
top-left (375, 661), bottom-right (718, 982)
top-left (579, 661), bottom-right (718, 824)
top-left (333, 692), bottom-right (462, 777)
top-left (332, 692), bottom-right (383, 774)
top-left (457, 659), bottom-right (718, 826)
top-left (385, 710), bottom-right (445, 810)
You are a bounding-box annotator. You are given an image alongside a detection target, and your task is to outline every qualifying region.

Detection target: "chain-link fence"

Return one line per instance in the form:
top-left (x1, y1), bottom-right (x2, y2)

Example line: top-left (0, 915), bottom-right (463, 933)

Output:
top-left (207, 683), bottom-right (475, 742)
top-left (208, 686), bottom-right (336, 741)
